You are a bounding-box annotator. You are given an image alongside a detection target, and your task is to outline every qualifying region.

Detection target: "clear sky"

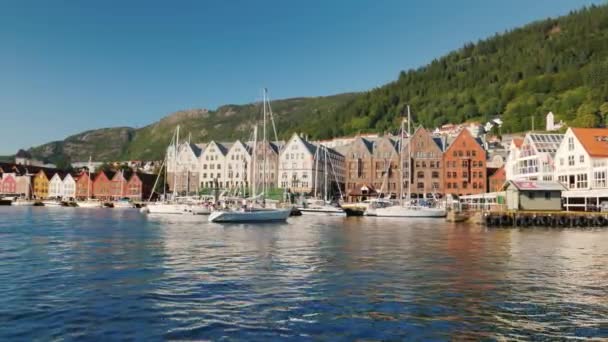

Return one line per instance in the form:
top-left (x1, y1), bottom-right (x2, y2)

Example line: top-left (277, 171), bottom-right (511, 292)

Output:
top-left (0, 0), bottom-right (602, 154)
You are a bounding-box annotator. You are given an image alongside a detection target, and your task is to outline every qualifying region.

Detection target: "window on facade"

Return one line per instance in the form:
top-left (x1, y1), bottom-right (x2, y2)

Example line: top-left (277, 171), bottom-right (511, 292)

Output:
top-left (568, 137), bottom-right (574, 151)
top-left (579, 155), bottom-right (585, 164)
top-left (462, 160), bottom-right (468, 167)
top-left (559, 158), bottom-right (564, 166)
top-left (447, 172), bottom-right (451, 179)
top-left (447, 182), bottom-right (452, 189)
top-left (462, 182), bottom-right (468, 188)
top-left (417, 182), bottom-right (424, 189)
top-left (473, 182), bottom-right (477, 189)
top-left (472, 150), bottom-right (476, 157)
top-left (594, 171), bottom-right (607, 188)
top-left (432, 171), bottom-right (439, 178)
top-left (417, 171), bottom-right (424, 178)
top-left (529, 192), bottom-right (535, 200)
top-left (568, 156), bottom-right (574, 166)
top-left (576, 174), bottom-right (588, 189)
top-left (463, 172), bottom-right (468, 179)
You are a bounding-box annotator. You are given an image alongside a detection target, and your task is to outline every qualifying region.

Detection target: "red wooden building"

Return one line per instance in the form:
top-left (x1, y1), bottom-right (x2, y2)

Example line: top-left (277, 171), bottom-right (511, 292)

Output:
top-left (488, 166), bottom-right (506, 193)
top-left (75, 172), bottom-right (94, 199)
top-left (443, 129), bottom-right (487, 196)
top-left (1, 174), bottom-right (17, 194)
top-left (92, 170), bottom-right (116, 201)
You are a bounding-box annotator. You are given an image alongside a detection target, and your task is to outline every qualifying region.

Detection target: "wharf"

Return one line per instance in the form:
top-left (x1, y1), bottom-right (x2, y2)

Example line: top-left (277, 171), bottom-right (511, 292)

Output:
top-left (481, 210), bottom-right (608, 228)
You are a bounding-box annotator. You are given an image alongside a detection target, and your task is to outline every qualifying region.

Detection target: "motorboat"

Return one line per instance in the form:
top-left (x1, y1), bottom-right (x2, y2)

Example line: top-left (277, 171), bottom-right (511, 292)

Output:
top-left (368, 204), bottom-right (447, 218)
top-left (76, 199), bottom-right (104, 208)
top-left (11, 198), bottom-right (36, 206)
top-left (42, 200), bottom-right (64, 207)
top-left (140, 202), bottom-right (188, 214)
top-left (113, 199), bottom-right (135, 209)
top-left (297, 198), bottom-right (345, 216)
top-left (209, 207), bottom-right (291, 223)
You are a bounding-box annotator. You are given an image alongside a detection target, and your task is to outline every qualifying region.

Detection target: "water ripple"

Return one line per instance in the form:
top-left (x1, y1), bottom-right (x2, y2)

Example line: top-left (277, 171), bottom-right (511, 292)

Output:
top-left (0, 207), bottom-right (607, 340)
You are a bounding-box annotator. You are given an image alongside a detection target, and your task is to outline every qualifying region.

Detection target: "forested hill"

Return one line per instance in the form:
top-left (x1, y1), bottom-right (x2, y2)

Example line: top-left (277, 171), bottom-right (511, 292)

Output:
top-left (22, 4), bottom-right (608, 163)
top-left (306, 4), bottom-right (608, 138)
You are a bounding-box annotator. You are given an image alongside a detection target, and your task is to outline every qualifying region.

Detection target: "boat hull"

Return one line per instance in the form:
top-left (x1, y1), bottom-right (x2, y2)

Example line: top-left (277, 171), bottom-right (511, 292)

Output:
top-left (209, 208), bottom-right (291, 223)
top-left (142, 203), bottom-right (188, 215)
top-left (367, 206), bottom-right (447, 218)
top-left (76, 201), bottom-right (104, 208)
top-left (297, 207), bottom-right (346, 216)
top-left (11, 200), bottom-right (36, 206)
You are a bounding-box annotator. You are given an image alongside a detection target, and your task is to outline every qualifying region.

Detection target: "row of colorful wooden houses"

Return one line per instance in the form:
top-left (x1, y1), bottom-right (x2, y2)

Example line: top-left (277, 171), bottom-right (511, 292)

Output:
top-left (0, 163), bottom-right (157, 201)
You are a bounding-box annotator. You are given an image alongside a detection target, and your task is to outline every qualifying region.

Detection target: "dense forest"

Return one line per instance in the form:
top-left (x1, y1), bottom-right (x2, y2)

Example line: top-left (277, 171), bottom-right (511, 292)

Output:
top-left (23, 4), bottom-right (608, 163)
top-left (295, 4), bottom-right (608, 138)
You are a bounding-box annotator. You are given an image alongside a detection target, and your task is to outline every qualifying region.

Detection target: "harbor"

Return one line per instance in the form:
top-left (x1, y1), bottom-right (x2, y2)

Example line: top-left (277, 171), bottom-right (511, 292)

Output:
top-left (1, 206), bottom-right (607, 340)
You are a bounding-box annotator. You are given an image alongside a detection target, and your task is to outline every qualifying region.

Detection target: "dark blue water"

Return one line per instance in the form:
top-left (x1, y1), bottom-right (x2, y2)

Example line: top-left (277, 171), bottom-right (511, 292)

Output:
top-left (1, 207), bottom-right (607, 340)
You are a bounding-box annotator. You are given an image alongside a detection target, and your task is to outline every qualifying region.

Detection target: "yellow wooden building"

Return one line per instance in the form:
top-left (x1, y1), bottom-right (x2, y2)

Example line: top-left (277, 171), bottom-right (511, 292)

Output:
top-left (33, 169), bottom-right (53, 199)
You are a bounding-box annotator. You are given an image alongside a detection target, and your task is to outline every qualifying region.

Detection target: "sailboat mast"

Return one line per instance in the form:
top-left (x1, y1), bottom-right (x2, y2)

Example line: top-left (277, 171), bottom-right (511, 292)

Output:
top-left (263, 89), bottom-right (267, 196)
top-left (314, 148), bottom-right (319, 198)
top-left (252, 125), bottom-right (258, 198)
top-left (407, 105), bottom-right (412, 202)
top-left (87, 156), bottom-right (91, 200)
top-left (173, 126), bottom-right (180, 199)
top-left (324, 146), bottom-right (328, 202)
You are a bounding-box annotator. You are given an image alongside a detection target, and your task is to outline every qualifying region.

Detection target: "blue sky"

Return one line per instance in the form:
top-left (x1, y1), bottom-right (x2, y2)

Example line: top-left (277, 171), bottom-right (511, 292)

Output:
top-left (0, 0), bottom-right (602, 154)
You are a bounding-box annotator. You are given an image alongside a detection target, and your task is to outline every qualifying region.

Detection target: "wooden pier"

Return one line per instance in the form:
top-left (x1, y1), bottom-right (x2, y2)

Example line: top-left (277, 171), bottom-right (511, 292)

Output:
top-left (481, 210), bottom-right (608, 228)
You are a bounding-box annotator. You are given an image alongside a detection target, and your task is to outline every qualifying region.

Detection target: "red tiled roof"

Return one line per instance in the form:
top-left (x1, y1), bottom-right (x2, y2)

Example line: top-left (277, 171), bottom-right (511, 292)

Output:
top-left (571, 128), bottom-right (608, 157)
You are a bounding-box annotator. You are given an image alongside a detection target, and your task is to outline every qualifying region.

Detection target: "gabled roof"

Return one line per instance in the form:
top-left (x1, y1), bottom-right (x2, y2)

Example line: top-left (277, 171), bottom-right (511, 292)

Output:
top-left (571, 128), bottom-right (608, 158)
top-left (503, 180), bottom-right (567, 191)
top-left (189, 143), bottom-right (202, 157)
top-left (94, 170), bottom-right (116, 181)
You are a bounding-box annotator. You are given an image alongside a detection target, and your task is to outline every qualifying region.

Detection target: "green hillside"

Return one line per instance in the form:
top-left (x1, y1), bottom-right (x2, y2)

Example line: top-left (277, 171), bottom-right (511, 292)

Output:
top-left (309, 4), bottom-right (608, 137)
top-left (24, 4), bottom-right (608, 163)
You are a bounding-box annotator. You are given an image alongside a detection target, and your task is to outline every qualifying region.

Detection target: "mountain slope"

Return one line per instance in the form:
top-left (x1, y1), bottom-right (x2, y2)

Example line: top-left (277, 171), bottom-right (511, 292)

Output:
top-left (24, 4), bottom-right (608, 163)
top-left (311, 4), bottom-right (608, 137)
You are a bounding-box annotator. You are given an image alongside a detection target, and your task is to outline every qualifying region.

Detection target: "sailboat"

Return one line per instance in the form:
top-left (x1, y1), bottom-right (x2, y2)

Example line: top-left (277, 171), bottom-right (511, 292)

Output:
top-left (141, 126), bottom-right (190, 215)
top-left (366, 106), bottom-right (447, 218)
top-left (76, 157), bottom-right (104, 208)
top-left (297, 145), bottom-right (346, 216)
top-left (209, 89), bottom-right (290, 223)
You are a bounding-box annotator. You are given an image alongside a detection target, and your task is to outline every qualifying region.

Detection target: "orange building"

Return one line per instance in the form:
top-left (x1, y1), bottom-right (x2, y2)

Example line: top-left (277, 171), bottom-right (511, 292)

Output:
top-left (443, 129), bottom-right (486, 196)
top-left (75, 172), bottom-right (94, 199)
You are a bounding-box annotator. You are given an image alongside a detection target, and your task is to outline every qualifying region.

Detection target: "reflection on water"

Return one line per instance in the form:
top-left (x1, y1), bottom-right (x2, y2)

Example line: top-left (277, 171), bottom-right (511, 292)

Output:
top-left (0, 207), bottom-right (607, 340)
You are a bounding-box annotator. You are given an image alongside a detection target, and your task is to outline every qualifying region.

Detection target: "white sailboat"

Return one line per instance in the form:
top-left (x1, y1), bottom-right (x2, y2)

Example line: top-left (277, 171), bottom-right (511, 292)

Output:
top-left (367, 106), bottom-right (447, 218)
top-left (209, 89), bottom-right (290, 223)
top-left (76, 157), bottom-right (104, 208)
top-left (297, 145), bottom-right (346, 216)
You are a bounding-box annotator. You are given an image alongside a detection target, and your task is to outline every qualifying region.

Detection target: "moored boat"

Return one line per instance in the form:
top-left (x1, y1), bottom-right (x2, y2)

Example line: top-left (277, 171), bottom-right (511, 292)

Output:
top-left (11, 198), bottom-right (36, 206)
top-left (76, 199), bottom-right (104, 208)
top-left (209, 207), bottom-right (291, 223)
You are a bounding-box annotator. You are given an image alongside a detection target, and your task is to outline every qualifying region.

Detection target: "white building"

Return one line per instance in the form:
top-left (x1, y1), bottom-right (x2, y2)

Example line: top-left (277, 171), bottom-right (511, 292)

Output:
top-left (48, 173), bottom-right (64, 199)
top-left (545, 111), bottom-right (564, 132)
top-left (166, 142), bottom-right (203, 194)
top-left (505, 133), bottom-right (564, 182)
top-left (279, 133), bottom-right (345, 195)
top-left (224, 140), bottom-right (252, 190)
top-left (47, 173), bottom-right (76, 200)
top-left (63, 174), bottom-right (76, 199)
top-left (199, 141), bottom-right (230, 189)
top-left (554, 128), bottom-right (608, 210)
